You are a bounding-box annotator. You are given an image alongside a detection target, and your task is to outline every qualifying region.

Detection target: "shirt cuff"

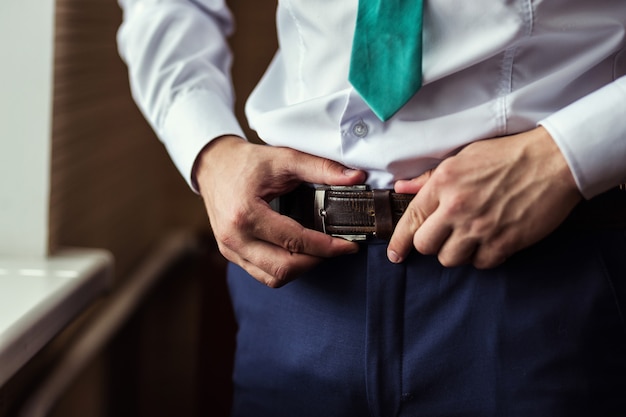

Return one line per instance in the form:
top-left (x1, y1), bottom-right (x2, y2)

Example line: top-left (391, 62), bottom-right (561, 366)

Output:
top-left (539, 76), bottom-right (626, 199)
top-left (160, 88), bottom-right (245, 193)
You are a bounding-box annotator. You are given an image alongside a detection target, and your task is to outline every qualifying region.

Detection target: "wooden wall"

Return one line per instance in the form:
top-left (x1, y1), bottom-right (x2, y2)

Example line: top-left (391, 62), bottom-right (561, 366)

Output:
top-left (0, 0), bottom-right (277, 416)
top-left (49, 0), bottom-right (207, 279)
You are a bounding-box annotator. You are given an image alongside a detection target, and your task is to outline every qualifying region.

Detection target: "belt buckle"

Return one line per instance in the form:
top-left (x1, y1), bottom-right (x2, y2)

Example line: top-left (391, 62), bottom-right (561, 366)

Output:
top-left (314, 185), bottom-right (370, 241)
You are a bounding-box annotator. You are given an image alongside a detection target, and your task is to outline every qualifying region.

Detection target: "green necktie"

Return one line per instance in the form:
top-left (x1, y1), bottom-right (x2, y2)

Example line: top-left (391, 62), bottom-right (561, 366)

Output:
top-left (349, 0), bottom-right (424, 121)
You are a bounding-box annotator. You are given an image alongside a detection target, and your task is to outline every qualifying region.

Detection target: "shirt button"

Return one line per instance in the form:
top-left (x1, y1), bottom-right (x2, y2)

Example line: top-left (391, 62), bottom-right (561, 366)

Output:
top-left (351, 120), bottom-right (369, 138)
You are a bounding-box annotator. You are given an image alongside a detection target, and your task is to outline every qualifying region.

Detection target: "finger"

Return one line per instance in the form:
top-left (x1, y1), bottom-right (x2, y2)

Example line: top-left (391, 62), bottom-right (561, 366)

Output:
top-left (394, 169), bottom-right (434, 194)
top-left (219, 244), bottom-right (301, 288)
top-left (412, 210), bottom-right (454, 256)
top-left (388, 198), bottom-right (433, 263)
top-left (388, 184), bottom-right (440, 263)
top-left (285, 150), bottom-right (367, 186)
top-left (230, 239), bottom-right (325, 287)
top-left (216, 205), bottom-right (350, 286)
top-left (251, 207), bottom-right (360, 257)
top-left (213, 241), bottom-right (277, 285)
top-left (431, 229), bottom-right (478, 267)
top-left (471, 237), bottom-right (513, 270)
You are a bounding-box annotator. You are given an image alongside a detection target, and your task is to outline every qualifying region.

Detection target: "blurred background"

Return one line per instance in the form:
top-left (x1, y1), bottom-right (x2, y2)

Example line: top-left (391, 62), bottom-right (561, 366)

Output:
top-left (0, 0), bottom-right (277, 415)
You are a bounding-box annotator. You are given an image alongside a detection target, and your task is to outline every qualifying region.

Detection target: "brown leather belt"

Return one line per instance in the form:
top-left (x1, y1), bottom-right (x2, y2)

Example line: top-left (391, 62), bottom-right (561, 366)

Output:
top-left (272, 185), bottom-right (407, 241)
top-left (274, 184), bottom-right (626, 241)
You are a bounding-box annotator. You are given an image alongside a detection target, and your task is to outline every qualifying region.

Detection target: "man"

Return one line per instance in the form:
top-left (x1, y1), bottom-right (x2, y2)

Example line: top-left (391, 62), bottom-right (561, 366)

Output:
top-left (118, 1), bottom-right (626, 416)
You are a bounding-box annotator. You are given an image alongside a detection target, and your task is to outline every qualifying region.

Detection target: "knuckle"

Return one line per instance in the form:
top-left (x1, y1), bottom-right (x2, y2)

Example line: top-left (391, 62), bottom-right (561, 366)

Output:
top-left (228, 207), bottom-right (253, 230)
top-left (406, 206), bottom-right (427, 228)
top-left (241, 260), bottom-right (290, 289)
top-left (432, 160), bottom-right (456, 185)
top-left (474, 256), bottom-right (498, 270)
top-left (268, 264), bottom-right (291, 287)
top-left (319, 157), bottom-right (339, 175)
top-left (413, 235), bottom-right (435, 255)
top-left (436, 251), bottom-right (449, 266)
top-left (437, 247), bottom-right (468, 268)
top-left (218, 231), bottom-right (240, 252)
top-left (468, 218), bottom-right (492, 238)
top-left (438, 254), bottom-right (459, 268)
top-left (215, 241), bottom-right (235, 261)
top-left (263, 276), bottom-right (283, 288)
top-left (443, 193), bottom-right (469, 216)
top-left (474, 244), bottom-right (509, 269)
top-left (215, 209), bottom-right (255, 246)
top-left (283, 235), bottom-right (305, 254)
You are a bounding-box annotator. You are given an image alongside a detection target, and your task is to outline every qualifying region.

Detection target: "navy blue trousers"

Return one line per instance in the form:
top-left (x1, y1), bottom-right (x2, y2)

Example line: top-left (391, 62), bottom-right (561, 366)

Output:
top-left (227, 228), bottom-right (626, 417)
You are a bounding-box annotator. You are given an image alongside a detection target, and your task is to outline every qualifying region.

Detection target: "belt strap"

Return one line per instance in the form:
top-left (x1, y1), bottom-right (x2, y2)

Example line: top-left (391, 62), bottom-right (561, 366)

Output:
top-left (275, 184), bottom-right (626, 241)
top-left (373, 190), bottom-right (394, 240)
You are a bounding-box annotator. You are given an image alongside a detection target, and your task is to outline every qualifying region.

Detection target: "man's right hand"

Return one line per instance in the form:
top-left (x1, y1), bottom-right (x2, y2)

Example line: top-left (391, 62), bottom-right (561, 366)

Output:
top-left (194, 135), bottom-right (367, 288)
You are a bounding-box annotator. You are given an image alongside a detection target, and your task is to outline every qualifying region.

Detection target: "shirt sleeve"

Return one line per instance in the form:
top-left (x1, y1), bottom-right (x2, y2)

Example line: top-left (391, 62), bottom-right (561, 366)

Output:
top-left (539, 75), bottom-right (626, 199)
top-left (117, 0), bottom-right (245, 191)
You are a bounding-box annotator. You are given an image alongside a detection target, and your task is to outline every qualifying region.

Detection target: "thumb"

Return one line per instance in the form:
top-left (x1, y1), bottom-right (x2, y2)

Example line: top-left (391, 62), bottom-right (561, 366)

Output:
top-left (394, 169), bottom-right (434, 194)
top-left (291, 152), bottom-right (367, 186)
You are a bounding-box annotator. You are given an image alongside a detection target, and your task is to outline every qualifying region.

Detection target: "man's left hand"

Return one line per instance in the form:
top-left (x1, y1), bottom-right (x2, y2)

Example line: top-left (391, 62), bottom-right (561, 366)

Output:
top-left (387, 126), bottom-right (583, 268)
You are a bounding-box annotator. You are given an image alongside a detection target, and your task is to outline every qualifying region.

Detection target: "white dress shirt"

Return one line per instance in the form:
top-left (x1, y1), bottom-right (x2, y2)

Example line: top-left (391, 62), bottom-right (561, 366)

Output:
top-left (117, 0), bottom-right (626, 198)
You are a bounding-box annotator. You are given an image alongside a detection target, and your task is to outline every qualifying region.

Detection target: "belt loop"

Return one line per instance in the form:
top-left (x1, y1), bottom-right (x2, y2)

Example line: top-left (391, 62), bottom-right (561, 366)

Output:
top-left (373, 189), bottom-right (394, 240)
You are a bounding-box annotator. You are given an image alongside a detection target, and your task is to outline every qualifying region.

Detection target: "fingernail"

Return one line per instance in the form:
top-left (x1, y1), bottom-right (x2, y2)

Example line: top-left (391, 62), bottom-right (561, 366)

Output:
top-left (343, 168), bottom-right (359, 177)
top-left (387, 249), bottom-right (401, 263)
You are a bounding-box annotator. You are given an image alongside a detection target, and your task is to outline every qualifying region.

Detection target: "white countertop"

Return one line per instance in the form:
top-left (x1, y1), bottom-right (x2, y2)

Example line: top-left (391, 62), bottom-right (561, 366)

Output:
top-left (0, 248), bottom-right (113, 387)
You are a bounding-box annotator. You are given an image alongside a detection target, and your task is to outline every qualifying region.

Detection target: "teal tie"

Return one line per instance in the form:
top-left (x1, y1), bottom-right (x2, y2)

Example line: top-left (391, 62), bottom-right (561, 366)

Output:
top-left (349, 0), bottom-right (424, 121)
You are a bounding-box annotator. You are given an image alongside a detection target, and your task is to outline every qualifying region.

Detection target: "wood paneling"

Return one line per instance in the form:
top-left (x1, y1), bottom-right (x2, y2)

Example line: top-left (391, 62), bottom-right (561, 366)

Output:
top-left (1, 1), bottom-right (277, 416)
top-left (49, 0), bottom-right (207, 280)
